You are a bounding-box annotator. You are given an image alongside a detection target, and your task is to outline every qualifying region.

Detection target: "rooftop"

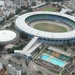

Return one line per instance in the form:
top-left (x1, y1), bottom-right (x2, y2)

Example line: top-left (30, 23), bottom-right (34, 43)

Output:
top-left (0, 63), bottom-right (3, 69)
top-left (0, 1), bottom-right (4, 6)
top-left (48, 46), bottom-right (71, 57)
top-left (0, 30), bottom-right (16, 42)
top-left (16, 11), bottom-right (75, 39)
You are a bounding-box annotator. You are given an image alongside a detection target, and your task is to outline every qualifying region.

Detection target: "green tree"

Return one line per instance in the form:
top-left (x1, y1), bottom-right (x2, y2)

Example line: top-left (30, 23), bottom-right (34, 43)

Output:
top-left (0, 55), bottom-right (1, 58)
top-left (52, 0), bottom-right (64, 2)
top-left (32, 1), bottom-right (36, 6)
top-left (45, 0), bottom-right (51, 5)
top-left (20, 32), bottom-right (27, 39)
top-left (35, 70), bottom-right (43, 75)
top-left (20, 64), bottom-right (22, 66)
top-left (61, 70), bottom-right (66, 75)
top-left (64, 47), bottom-right (67, 51)
top-left (22, 72), bottom-right (27, 75)
top-left (71, 56), bottom-right (75, 60)
top-left (3, 65), bottom-right (6, 71)
top-left (16, 8), bottom-right (22, 14)
top-left (16, 56), bottom-right (21, 60)
top-left (11, 22), bottom-right (15, 25)
top-left (0, 44), bottom-right (3, 49)
top-left (25, 60), bottom-right (29, 66)
top-left (73, 42), bottom-right (75, 46)
top-left (27, 8), bottom-right (33, 12)
top-left (72, 72), bottom-right (75, 75)
top-left (67, 42), bottom-right (72, 47)
top-left (8, 59), bottom-right (12, 62)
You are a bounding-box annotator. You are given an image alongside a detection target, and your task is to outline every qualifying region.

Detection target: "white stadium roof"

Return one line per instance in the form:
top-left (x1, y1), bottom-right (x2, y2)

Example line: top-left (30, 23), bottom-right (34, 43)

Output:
top-left (0, 30), bottom-right (16, 42)
top-left (16, 11), bottom-right (75, 39)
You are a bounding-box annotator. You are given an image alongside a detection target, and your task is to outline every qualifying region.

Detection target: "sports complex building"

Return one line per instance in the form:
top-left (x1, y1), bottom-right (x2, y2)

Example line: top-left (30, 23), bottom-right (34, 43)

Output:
top-left (16, 11), bottom-right (75, 45)
top-left (14, 11), bottom-right (75, 72)
top-left (0, 30), bottom-right (19, 44)
top-left (14, 11), bottom-right (74, 59)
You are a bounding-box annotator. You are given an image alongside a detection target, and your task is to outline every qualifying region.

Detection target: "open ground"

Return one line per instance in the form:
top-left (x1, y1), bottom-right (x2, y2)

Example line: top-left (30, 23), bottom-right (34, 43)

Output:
top-left (35, 5), bottom-right (59, 12)
top-left (29, 20), bottom-right (73, 32)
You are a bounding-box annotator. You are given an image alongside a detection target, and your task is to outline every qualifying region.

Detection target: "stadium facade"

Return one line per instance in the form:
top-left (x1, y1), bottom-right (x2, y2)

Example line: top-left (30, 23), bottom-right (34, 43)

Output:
top-left (15, 11), bottom-right (75, 44)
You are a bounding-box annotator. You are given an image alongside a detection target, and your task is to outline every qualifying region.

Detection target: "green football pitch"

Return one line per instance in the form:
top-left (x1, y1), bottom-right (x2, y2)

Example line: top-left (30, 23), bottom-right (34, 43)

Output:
top-left (42, 7), bottom-right (57, 11)
top-left (34, 23), bottom-right (67, 32)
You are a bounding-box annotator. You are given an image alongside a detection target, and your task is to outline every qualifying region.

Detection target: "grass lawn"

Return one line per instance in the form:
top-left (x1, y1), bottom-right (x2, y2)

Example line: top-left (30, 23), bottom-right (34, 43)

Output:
top-left (36, 5), bottom-right (59, 12)
top-left (34, 23), bottom-right (67, 32)
top-left (42, 7), bottom-right (56, 11)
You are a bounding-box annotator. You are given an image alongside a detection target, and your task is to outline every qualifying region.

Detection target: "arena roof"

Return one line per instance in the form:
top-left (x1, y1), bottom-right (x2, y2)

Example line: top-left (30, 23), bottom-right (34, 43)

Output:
top-left (16, 11), bottom-right (75, 39)
top-left (48, 46), bottom-right (71, 57)
top-left (0, 30), bottom-right (17, 42)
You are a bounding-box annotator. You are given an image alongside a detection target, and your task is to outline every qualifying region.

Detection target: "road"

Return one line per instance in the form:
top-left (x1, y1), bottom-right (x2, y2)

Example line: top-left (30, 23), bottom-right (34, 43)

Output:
top-left (0, 58), bottom-right (8, 65)
top-left (1, 54), bottom-right (58, 75)
top-left (68, 0), bottom-right (75, 10)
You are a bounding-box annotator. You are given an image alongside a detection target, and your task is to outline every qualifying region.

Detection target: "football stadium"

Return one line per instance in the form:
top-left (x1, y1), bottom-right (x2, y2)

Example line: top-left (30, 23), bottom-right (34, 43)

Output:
top-left (15, 11), bottom-right (75, 44)
top-left (14, 11), bottom-right (74, 71)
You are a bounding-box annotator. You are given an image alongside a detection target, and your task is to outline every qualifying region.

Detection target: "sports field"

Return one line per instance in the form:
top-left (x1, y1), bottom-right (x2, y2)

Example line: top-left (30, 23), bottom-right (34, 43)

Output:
top-left (36, 5), bottom-right (58, 12)
top-left (34, 23), bottom-right (67, 32)
top-left (42, 7), bottom-right (57, 11)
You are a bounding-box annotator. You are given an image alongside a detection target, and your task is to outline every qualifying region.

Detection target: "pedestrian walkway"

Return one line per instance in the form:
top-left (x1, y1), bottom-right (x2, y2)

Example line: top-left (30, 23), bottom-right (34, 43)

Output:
top-left (23, 36), bottom-right (38, 52)
top-left (47, 56), bottom-right (53, 61)
top-left (14, 36), bottom-right (42, 57)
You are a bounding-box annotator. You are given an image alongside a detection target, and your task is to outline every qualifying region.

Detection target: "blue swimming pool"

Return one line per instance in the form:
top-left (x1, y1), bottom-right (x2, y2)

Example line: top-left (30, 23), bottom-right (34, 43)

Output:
top-left (40, 54), bottom-right (50, 61)
top-left (40, 54), bottom-right (66, 67)
top-left (50, 57), bottom-right (66, 67)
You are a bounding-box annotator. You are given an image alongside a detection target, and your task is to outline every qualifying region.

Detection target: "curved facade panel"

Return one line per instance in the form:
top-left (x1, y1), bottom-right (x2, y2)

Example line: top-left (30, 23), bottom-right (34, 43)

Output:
top-left (15, 11), bottom-right (75, 44)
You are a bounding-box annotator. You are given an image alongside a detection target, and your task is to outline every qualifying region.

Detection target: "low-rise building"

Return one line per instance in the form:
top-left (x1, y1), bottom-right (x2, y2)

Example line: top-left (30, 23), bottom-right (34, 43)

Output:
top-left (7, 64), bottom-right (21, 75)
top-left (5, 44), bottom-right (15, 50)
top-left (0, 63), bottom-right (3, 70)
top-left (0, 63), bottom-right (8, 75)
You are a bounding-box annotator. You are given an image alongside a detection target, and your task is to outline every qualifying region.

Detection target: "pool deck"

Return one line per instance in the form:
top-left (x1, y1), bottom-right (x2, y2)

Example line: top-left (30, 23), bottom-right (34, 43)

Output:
top-left (40, 53), bottom-right (67, 68)
top-left (47, 56), bottom-right (53, 61)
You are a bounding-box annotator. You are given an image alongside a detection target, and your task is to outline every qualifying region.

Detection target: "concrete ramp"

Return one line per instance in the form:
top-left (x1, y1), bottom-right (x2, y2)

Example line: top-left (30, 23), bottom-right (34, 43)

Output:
top-left (59, 8), bottom-right (73, 14)
top-left (14, 36), bottom-right (43, 57)
top-left (22, 36), bottom-right (38, 52)
top-left (26, 41), bottom-right (42, 54)
top-left (14, 50), bottom-right (25, 55)
top-left (59, 8), bottom-right (67, 14)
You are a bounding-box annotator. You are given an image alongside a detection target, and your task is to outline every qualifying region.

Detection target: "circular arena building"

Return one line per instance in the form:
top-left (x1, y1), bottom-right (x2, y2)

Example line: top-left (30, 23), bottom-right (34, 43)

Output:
top-left (15, 11), bottom-right (75, 44)
top-left (0, 30), bottom-right (19, 44)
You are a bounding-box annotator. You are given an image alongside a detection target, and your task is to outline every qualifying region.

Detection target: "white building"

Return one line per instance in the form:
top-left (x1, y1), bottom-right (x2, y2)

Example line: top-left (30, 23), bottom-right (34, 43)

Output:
top-left (3, 11), bottom-right (10, 17)
top-left (14, 0), bottom-right (45, 7)
top-left (0, 63), bottom-right (3, 70)
top-left (15, 0), bottom-right (23, 8)
top-left (0, 1), bottom-right (5, 7)
top-left (27, 0), bottom-right (44, 6)
top-left (7, 64), bottom-right (21, 75)
top-left (0, 16), bottom-right (3, 22)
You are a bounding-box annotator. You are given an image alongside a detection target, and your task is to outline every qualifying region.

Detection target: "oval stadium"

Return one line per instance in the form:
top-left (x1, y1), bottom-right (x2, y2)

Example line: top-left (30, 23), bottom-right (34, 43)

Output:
top-left (15, 11), bottom-right (75, 44)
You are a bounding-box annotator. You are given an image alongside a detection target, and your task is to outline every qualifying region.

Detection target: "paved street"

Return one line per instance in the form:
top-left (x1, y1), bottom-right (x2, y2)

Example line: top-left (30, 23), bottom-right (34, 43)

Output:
top-left (68, 0), bottom-right (75, 10)
top-left (0, 58), bottom-right (8, 65)
top-left (0, 1), bottom-right (75, 75)
top-left (36, 64), bottom-right (58, 75)
top-left (0, 54), bottom-right (58, 75)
